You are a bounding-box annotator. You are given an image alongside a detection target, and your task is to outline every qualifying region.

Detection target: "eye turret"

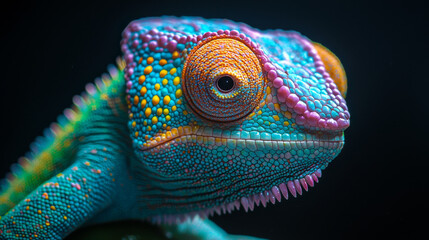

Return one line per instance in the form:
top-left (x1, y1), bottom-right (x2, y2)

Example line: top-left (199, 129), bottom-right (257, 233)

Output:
top-left (182, 37), bottom-right (266, 123)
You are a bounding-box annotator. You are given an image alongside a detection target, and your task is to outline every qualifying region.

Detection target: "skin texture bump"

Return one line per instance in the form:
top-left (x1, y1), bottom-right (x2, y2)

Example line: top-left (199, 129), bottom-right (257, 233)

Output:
top-left (0, 16), bottom-right (349, 240)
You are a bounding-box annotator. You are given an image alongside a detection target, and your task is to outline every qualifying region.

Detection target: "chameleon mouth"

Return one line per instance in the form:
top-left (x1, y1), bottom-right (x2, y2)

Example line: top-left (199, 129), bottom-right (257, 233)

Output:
top-left (150, 168), bottom-right (323, 225)
top-left (140, 125), bottom-right (344, 151)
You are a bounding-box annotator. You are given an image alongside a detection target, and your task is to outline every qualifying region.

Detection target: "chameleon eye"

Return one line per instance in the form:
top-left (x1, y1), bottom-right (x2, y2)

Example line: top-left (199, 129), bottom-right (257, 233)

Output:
top-left (182, 37), bottom-right (265, 122)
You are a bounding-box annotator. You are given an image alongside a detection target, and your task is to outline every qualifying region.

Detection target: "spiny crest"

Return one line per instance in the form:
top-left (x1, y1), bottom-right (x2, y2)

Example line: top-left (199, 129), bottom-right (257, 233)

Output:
top-left (0, 58), bottom-right (125, 203)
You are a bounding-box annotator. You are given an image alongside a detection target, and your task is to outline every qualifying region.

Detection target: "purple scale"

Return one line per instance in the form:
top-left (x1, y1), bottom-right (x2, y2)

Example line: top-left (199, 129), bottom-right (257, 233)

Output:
top-left (273, 77), bottom-right (284, 88)
top-left (203, 32), bottom-right (211, 38)
top-left (148, 28), bottom-right (158, 35)
top-left (307, 112), bottom-right (321, 126)
top-left (337, 118), bottom-right (349, 128)
top-left (230, 30), bottom-right (239, 36)
top-left (148, 41), bottom-right (158, 51)
top-left (267, 70), bottom-right (277, 80)
top-left (293, 101), bottom-right (307, 114)
top-left (277, 86), bottom-right (290, 102)
top-left (158, 36), bottom-right (168, 46)
top-left (286, 94), bottom-right (299, 108)
top-left (167, 40), bottom-right (177, 52)
top-left (179, 36), bottom-right (187, 44)
top-left (318, 119), bottom-right (327, 128)
top-left (326, 119), bottom-right (338, 129)
top-left (263, 63), bottom-right (274, 72)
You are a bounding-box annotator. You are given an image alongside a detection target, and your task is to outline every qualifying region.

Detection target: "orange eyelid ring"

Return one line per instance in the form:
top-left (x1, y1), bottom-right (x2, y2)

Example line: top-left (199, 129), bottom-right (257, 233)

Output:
top-left (182, 37), bottom-right (266, 123)
top-left (312, 42), bottom-right (348, 98)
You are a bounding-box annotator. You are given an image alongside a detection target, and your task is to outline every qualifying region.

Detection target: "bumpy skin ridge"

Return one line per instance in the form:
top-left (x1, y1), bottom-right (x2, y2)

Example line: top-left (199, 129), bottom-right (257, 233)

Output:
top-left (0, 16), bottom-right (349, 240)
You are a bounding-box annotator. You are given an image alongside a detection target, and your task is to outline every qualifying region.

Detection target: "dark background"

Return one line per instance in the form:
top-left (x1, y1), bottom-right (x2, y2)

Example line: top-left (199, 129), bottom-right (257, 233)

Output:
top-left (1, 0), bottom-right (427, 239)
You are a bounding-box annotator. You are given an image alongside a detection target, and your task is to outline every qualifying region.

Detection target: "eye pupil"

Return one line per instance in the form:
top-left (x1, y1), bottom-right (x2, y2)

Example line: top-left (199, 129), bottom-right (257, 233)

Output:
top-left (216, 76), bottom-right (235, 92)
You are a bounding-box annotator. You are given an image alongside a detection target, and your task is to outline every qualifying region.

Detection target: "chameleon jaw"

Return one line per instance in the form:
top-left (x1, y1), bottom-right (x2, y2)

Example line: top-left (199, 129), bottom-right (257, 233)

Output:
top-left (140, 125), bottom-right (343, 225)
top-left (150, 168), bottom-right (324, 225)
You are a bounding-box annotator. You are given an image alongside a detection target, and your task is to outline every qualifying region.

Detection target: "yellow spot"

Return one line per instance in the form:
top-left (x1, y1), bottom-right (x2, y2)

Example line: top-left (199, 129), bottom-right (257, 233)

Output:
top-left (172, 106), bottom-right (177, 111)
top-left (157, 108), bottom-right (163, 116)
top-left (140, 86), bottom-right (147, 96)
top-left (267, 86), bottom-right (271, 95)
top-left (138, 57), bottom-right (143, 64)
top-left (147, 57), bottom-right (154, 64)
top-left (152, 95), bottom-right (160, 105)
top-left (177, 99), bottom-right (182, 104)
top-left (162, 79), bottom-right (168, 85)
top-left (26, 206), bottom-right (29, 210)
top-left (129, 113), bottom-right (133, 119)
top-left (133, 96), bottom-right (139, 105)
top-left (273, 115), bottom-right (280, 121)
top-left (159, 59), bottom-right (167, 66)
top-left (163, 108), bottom-right (169, 115)
top-left (274, 103), bottom-right (280, 111)
top-left (173, 76), bottom-right (180, 85)
top-left (143, 121), bottom-right (147, 126)
top-left (170, 68), bottom-right (177, 75)
top-left (64, 216), bottom-right (67, 220)
top-left (37, 210), bottom-right (42, 214)
top-left (257, 110), bottom-right (263, 115)
top-left (144, 66), bottom-right (153, 75)
top-left (84, 161), bottom-right (90, 166)
top-left (155, 83), bottom-right (161, 91)
top-left (152, 116), bottom-right (158, 124)
top-left (163, 95), bottom-right (171, 105)
top-left (50, 206), bottom-right (56, 210)
top-left (160, 69), bottom-right (168, 78)
top-left (172, 51), bottom-right (180, 59)
top-left (284, 111), bottom-right (292, 119)
top-left (135, 131), bottom-right (139, 137)
top-left (283, 121), bottom-right (290, 126)
top-left (138, 75), bottom-right (145, 84)
top-left (175, 89), bottom-right (182, 98)
top-left (183, 110), bottom-right (188, 115)
top-left (145, 108), bottom-right (152, 117)
top-left (147, 126), bottom-right (152, 131)
top-left (141, 99), bottom-right (147, 108)
top-left (166, 115), bottom-right (171, 121)
top-left (132, 121), bottom-right (136, 128)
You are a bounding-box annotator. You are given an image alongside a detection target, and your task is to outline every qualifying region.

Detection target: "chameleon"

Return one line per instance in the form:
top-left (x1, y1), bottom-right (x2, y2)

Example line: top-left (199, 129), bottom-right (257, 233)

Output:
top-left (0, 16), bottom-right (350, 240)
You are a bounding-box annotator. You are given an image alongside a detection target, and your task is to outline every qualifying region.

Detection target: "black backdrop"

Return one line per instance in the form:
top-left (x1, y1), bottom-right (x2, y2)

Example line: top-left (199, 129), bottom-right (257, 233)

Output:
top-left (1, 0), bottom-right (427, 239)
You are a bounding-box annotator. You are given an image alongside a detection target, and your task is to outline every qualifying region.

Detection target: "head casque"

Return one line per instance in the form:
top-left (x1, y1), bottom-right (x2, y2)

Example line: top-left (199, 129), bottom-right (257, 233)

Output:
top-left (121, 17), bottom-right (349, 223)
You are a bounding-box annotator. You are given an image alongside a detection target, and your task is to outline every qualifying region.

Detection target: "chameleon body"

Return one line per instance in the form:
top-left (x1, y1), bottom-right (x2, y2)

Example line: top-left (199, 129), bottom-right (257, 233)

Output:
top-left (0, 16), bottom-right (349, 239)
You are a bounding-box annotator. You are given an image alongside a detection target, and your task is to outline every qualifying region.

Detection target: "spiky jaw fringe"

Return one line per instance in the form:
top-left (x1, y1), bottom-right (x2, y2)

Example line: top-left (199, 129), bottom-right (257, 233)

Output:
top-left (149, 168), bottom-right (323, 225)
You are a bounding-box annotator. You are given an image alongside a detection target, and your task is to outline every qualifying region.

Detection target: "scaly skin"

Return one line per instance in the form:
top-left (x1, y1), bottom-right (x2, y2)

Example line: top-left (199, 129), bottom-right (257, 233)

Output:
top-left (0, 16), bottom-right (349, 240)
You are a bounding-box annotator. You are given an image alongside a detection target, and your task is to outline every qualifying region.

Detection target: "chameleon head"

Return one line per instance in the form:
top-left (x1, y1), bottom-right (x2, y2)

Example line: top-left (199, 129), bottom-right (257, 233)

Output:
top-left (121, 19), bottom-right (350, 223)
